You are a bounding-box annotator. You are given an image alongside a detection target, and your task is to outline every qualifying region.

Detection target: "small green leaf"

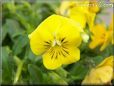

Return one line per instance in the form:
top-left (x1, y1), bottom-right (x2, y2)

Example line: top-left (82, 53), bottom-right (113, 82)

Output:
top-left (92, 56), bottom-right (104, 66)
top-left (28, 64), bottom-right (43, 84)
top-left (69, 61), bottom-right (89, 80)
top-left (3, 19), bottom-right (24, 40)
top-left (54, 67), bottom-right (68, 78)
top-left (48, 71), bottom-right (68, 85)
top-left (13, 34), bottom-right (28, 55)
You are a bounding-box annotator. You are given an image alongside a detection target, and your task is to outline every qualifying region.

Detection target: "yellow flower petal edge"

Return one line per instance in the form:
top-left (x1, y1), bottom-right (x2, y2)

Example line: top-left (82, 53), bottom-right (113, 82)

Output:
top-left (89, 0), bottom-right (100, 13)
top-left (82, 56), bottom-right (114, 85)
top-left (97, 56), bottom-right (113, 68)
top-left (29, 14), bottom-right (82, 70)
top-left (82, 66), bottom-right (113, 85)
top-left (89, 23), bottom-right (113, 51)
top-left (59, 0), bottom-right (100, 29)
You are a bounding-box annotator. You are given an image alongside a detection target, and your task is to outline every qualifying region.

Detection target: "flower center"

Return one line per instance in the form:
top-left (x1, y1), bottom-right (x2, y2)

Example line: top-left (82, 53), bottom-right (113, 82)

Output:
top-left (52, 40), bottom-right (61, 47)
top-left (43, 37), bottom-right (69, 59)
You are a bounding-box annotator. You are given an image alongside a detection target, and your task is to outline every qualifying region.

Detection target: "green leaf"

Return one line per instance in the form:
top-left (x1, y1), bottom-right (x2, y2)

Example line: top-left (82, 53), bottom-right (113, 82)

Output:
top-left (28, 64), bottom-right (43, 84)
top-left (69, 61), bottom-right (89, 80)
top-left (2, 46), bottom-right (15, 84)
top-left (39, 3), bottom-right (55, 21)
top-left (54, 67), bottom-right (68, 78)
top-left (3, 19), bottom-right (24, 40)
top-left (92, 56), bottom-right (104, 66)
top-left (47, 71), bottom-right (68, 85)
top-left (1, 26), bottom-right (8, 43)
top-left (26, 48), bottom-right (37, 62)
top-left (13, 34), bottom-right (28, 55)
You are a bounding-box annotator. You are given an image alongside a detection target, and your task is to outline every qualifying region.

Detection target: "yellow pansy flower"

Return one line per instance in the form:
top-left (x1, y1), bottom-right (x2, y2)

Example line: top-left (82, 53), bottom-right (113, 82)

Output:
top-left (82, 56), bottom-right (114, 85)
top-left (59, 0), bottom-right (100, 29)
top-left (89, 19), bottom-right (113, 51)
top-left (29, 14), bottom-right (82, 70)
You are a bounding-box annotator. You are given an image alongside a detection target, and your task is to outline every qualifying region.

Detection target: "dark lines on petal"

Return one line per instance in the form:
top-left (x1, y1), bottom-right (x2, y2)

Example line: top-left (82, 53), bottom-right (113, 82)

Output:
top-left (44, 41), bottom-right (50, 44)
top-left (62, 46), bottom-right (68, 49)
top-left (44, 44), bottom-right (50, 46)
top-left (63, 41), bottom-right (68, 44)
top-left (49, 49), bottom-right (53, 54)
top-left (58, 51), bottom-right (61, 55)
top-left (61, 37), bottom-right (69, 45)
top-left (55, 52), bottom-right (58, 59)
top-left (51, 50), bottom-right (55, 59)
top-left (62, 48), bottom-right (69, 55)
top-left (44, 40), bottom-right (51, 48)
top-left (61, 37), bottom-right (65, 42)
top-left (60, 50), bottom-right (66, 57)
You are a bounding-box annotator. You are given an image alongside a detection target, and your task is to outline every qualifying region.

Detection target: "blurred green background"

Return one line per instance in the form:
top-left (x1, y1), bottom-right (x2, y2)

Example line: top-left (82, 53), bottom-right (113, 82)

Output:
top-left (1, 0), bottom-right (113, 85)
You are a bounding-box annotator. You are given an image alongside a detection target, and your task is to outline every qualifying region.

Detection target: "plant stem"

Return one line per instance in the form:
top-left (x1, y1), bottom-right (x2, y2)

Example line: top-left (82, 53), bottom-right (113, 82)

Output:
top-left (13, 60), bottom-right (24, 84)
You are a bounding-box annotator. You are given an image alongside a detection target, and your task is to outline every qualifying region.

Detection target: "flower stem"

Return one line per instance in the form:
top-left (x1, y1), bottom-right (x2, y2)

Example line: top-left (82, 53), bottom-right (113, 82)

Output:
top-left (13, 60), bottom-right (24, 84)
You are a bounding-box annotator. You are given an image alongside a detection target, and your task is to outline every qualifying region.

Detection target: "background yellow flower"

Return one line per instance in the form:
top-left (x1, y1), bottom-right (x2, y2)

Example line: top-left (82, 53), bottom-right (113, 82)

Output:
top-left (59, 0), bottom-right (100, 29)
top-left (82, 56), bottom-right (113, 85)
top-left (89, 18), bottom-right (113, 51)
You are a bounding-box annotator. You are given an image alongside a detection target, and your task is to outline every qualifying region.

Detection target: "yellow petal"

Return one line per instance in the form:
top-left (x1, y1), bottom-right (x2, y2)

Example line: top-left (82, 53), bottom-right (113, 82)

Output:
top-left (61, 47), bottom-right (80, 64)
top-left (89, 39), bottom-right (103, 49)
top-left (42, 48), bottom-right (62, 70)
top-left (59, 0), bottom-right (75, 15)
top-left (82, 66), bottom-right (113, 85)
top-left (97, 56), bottom-right (114, 67)
top-left (59, 0), bottom-right (89, 16)
top-left (100, 31), bottom-right (112, 51)
top-left (56, 19), bottom-right (82, 47)
top-left (89, 0), bottom-right (100, 13)
top-left (70, 0), bottom-right (89, 14)
top-left (90, 24), bottom-right (106, 36)
top-left (29, 29), bottom-right (53, 55)
top-left (86, 12), bottom-right (96, 29)
top-left (69, 12), bottom-right (87, 29)
top-left (100, 40), bottom-right (110, 51)
top-left (43, 46), bottom-right (80, 70)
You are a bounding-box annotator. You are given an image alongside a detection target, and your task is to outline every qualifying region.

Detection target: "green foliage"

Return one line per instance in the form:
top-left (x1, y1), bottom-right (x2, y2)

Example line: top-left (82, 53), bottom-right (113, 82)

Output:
top-left (1, 0), bottom-right (113, 85)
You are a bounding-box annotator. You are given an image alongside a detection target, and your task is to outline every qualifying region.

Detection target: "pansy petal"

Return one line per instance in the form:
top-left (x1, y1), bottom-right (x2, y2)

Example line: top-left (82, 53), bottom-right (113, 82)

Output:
top-left (97, 56), bottom-right (113, 67)
top-left (29, 29), bottom-right (54, 55)
top-left (97, 66), bottom-right (113, 84)
top-left (89, 39), bottom-right (103, 49)
top-left (56, 20), bottom-right (82, 47)
top-left (43, 49), bottom-right (62, 70)
top-left (69, 12), bottom-right (87, 28)
top-left (100, 31), bottom-right (112, 51)
top-left (86, 12), bottom-right (96, 29)
top-left (91, 24), bottom-right (106, 36)
top-left (89, 0), bottom-right (100, 13)
top-left (82, 66), bottom-right (113, 84)
top-left (70, 0), bottom-right (89, 13)
top-left (100, 40), bottom-right (110, 51)
top-left (59, 1), bottom-right (75, 15)
top-left (60, 47), bottom-right (80, 64)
